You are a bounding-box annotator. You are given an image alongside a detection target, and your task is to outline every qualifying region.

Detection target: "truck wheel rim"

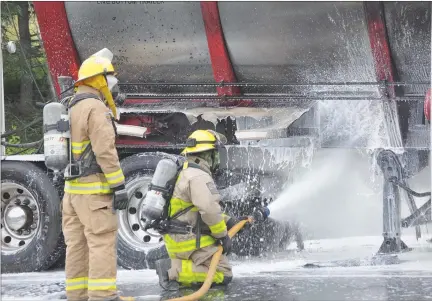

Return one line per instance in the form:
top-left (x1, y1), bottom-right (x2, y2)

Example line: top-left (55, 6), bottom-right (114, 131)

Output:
top-left (1, 182), bottom-right (40, 255)
top-left (118, 175), bottom-right (162, 250)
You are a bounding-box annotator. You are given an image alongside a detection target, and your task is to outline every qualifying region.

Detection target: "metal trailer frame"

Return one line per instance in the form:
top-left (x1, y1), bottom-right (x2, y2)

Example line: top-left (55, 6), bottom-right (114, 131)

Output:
top-left (30, 1), bottom-right (432, 256)
top-left (32, 1), bottom-right (239, 99)
top-left (0, 5), bottom-right (5, 157)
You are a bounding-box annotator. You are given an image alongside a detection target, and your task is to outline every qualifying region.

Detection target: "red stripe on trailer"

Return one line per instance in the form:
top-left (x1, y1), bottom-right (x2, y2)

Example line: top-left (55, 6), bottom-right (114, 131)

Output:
top-left (123, 98), bottom-right (208, 105)
top-left (115, 138), bottom-right (171, 146)
top-left (200, 2), bottom-right (241, 98)
top-left (364, 1), bottom-right (412, 146)
top-left (123, 97), bottom-right (252, 108)
top-left (425, 89), bottom-right (431, 121)
top-left (33, 2), bottom-right (81, 97)
top-left (364, 2), bottom-right (396, 98)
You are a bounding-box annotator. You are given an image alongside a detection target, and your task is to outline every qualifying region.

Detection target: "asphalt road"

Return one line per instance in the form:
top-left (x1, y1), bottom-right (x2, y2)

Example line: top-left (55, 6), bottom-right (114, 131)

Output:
top-left (2, 236), bottom-right (432, 301)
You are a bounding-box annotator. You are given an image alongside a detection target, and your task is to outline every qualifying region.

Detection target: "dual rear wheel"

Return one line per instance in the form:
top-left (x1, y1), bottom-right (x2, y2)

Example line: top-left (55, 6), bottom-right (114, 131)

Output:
top-left (1, 153), bottom-right (296, 273)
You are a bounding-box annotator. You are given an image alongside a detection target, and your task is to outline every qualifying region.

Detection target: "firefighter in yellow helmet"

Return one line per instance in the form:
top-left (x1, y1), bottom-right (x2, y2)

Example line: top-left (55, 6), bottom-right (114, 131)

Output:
top-left (155, 129), bottom-right (242, 291)
top-left (61, 48), bottom-right (131, 301)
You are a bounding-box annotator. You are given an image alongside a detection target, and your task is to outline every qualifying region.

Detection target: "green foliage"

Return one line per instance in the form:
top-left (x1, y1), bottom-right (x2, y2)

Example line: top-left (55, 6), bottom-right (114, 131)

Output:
top-left (2, 1), bottom-right (51, 150)
top-left (5, 127), bottom-right (39, 155)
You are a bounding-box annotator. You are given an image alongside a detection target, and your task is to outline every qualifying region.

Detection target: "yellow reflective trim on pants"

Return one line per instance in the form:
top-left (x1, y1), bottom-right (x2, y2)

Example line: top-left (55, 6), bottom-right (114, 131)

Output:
top-left (64, 181), bottom-right (112, 194)
top-left (178, 260), bottom-right (224, 285)
top-left (87, 278), bottom-right (116, 291)
top-left (163, 234), bottom-right (216, 254)
top-left (66, 277), bottom-right (88, 291)
top-left (105, 169), bottom-right (125, 187)
top-left (169, 198), bottom-right (198, 217)
top-left (71, 140), bottom-right (90, 155)
top-left (209, 219), bottom-right (227, 236)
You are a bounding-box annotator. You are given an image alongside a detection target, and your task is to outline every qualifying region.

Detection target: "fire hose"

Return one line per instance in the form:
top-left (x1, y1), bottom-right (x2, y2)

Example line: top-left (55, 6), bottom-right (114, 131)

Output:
top-left (118, 216), bottom-right (252, 301)
top-left (167, 208), bottom-right (270, 301)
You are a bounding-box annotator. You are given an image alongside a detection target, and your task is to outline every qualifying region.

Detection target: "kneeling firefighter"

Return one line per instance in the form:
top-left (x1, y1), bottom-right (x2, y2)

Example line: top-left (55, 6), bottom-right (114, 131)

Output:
top-left (61, 48), bottom-right (131, 301)
top-left (154, 129), bottom-right (240, 291)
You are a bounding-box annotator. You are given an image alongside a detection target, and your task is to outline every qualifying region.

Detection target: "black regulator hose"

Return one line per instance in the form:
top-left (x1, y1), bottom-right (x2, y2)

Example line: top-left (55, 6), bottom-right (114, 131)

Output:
top-left (389, 177), bottom-right (431, 197)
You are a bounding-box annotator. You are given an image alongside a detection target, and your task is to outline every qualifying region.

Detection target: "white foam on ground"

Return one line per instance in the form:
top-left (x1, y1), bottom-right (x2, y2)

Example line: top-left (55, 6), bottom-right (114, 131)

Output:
top-left (2, 235), bottom-right (431, 301)
top-left (231, 235), bottom-right (432, 278)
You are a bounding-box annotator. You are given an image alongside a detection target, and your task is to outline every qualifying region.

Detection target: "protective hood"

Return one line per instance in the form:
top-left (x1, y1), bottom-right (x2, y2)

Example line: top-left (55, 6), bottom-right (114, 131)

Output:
top-left (81, 75), bottom-right (118, 119)
top-left (74, 48), bottom-right (119, 119)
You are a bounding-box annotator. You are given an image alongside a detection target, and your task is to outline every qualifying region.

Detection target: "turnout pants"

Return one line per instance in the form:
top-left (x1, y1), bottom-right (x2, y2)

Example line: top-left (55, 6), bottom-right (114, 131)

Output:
top-left (168, 245), bottom-right (233, 286)
top-left (62, 193), bottom-right (118, 301)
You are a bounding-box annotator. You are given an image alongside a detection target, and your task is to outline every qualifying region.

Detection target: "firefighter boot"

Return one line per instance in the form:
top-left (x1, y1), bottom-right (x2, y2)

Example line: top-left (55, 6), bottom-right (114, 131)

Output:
top-left (155, 259), bottom-right (179, 291)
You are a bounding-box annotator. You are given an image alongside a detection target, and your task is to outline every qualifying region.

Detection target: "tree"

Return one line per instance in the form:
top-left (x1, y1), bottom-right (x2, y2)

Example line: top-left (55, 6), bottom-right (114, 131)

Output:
top-left (2, 1), bottom-right (52, 154)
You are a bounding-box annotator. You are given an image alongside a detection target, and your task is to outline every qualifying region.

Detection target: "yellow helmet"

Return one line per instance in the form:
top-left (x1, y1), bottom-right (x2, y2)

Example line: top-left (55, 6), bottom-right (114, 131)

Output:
top-left (181, 130), bottom-right (227, 155)
top-left (75, 56), bottom-right (115, 82)
top-left (74, 48), bottom-right (119, 118)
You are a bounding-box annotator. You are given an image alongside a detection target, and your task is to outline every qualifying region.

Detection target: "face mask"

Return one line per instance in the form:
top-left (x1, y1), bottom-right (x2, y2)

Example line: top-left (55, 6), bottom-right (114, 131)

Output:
top-left (106, 75), bottom-right (118, 91)
top-left (211, 150), bottom-right (220, 173)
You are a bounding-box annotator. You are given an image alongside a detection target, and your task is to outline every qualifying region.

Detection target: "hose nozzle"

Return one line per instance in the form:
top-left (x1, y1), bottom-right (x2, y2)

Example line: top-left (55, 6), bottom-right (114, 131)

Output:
top-left (253, 206), bottom-right (270, 222)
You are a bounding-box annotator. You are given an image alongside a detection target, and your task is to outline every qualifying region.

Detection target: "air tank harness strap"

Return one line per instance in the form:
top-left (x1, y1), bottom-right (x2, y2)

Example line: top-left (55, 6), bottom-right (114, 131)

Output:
top-left (64, 93), bottom-right (105, 181)
top-left (154, 161), bottom-right (208, 237)
top-left (44, 93), bottom-right (101, 138)
top-left (66, 93), bottom-right (101, 109)
top-left (66, 92), bottom-right (118, 137)
top-left (64, 141), bottom-right (102, 181)
top-left (171, 161), bottom-right (208, 250)
top-left (183, 161), bottom-right (209, 250)
top-left (145, 205), bottom-right (195, 236)
top-left (162, 161), bottom-right (205, 219)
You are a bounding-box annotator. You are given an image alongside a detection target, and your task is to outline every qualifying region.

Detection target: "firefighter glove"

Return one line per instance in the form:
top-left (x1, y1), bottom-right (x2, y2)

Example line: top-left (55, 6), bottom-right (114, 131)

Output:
top-left (253, 206), bottom-right (270, 222)
top-left (226, 217), bottom-right (239, 231)
top-left (216, 235), bottom-right (232, 255)
top-left (113, 184), bottom-right (129, 210)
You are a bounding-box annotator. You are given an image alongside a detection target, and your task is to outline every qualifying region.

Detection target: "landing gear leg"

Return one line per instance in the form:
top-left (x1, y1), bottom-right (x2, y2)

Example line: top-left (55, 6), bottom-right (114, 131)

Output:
top-left (376, 149), bottom-right (412, 254)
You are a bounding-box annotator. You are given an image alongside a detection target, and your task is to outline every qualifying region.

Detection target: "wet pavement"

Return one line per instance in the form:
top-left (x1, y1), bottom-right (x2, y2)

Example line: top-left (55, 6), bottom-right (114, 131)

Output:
top-left (2, 236), bottom-right (432, 301)
top-left (3, 269), bottom-right (432, 301)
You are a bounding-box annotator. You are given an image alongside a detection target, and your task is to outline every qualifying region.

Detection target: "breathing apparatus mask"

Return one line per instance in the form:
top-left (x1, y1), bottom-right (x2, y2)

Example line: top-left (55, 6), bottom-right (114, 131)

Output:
top-left (101, 74), bottom-right (122, 119)
top-left (106, 74), bottom-right (118, 91)
top-left (211, 148), bottom-right (221, 173)
top-left (109, 79), bottom-right (126, 106)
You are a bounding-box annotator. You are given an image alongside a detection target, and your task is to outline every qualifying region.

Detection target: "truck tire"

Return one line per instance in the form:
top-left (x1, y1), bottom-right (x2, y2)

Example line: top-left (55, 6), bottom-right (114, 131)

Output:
top-left (1, 161), bottom-right (64, 273)
top-left (45, 232), bottom-right (66, 271)
top-left (145, 244), bottom-right (169, 270)
top-left (117, 152), bottom-right (176, 270)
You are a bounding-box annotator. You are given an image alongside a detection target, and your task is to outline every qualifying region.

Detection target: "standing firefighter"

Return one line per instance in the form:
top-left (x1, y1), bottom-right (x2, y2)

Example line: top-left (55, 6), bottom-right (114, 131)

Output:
top-left (155, 129), bottom-right (241, 291)
top-left (61, 48), bottom-right (130, 301)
